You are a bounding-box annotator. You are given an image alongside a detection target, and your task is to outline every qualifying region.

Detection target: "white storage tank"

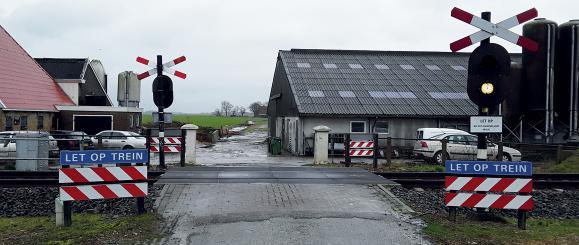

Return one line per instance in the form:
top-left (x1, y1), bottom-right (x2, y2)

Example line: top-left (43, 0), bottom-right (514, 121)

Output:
top-left (117, 71), bottom-right (141, 107)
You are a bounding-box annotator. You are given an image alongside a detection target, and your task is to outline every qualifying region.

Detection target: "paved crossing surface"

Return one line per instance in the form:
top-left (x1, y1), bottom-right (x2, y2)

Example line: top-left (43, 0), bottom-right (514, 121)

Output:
top-left (156, 166), bottom-right (397, 185)
top-left (154, 182), bottom-right (429, 244)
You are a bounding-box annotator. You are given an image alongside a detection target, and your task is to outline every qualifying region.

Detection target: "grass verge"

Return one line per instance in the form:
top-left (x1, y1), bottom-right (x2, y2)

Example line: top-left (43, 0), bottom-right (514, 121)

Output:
top-left (423, 214), bottom-right (579, 244)
top-left (0, 213), bottom-right (163, 244)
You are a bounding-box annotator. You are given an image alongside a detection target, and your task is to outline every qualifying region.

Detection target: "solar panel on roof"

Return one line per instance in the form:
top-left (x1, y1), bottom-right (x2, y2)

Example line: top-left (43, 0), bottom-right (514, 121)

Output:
top-left (451, 65), bottom-right (466, 71)
top-left (338, 90), bottom-right (356, 98)
top-left (374, 64), bottom-right (389, 70)
top-left (426, 65), bottom-right (441, 71)
top-left (349, 64), bottom-right (363, 69)
top-left (308, 90), bottom-right (325, 97)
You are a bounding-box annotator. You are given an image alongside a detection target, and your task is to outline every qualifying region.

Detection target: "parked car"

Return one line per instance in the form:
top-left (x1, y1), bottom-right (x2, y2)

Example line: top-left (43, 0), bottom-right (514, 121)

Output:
top-left (416, 128), bottom-right (470, 140)
top-left (50, 130), bottom-right (95, 150)
top-left (0, 131), bottom-right (59, 160)
top-left (413, 132), bottom-right (522, 164)
top-left (92, 130), bottom-right (146, 149)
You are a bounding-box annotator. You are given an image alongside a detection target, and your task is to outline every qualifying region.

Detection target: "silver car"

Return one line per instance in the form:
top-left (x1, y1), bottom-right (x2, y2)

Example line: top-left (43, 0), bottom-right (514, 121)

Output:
top-left (413, 133), bottom-right (522, 164)
top-left (0, 131), bottom-right (59, 160)
top-left (92, 130), bottom-right (146, 150)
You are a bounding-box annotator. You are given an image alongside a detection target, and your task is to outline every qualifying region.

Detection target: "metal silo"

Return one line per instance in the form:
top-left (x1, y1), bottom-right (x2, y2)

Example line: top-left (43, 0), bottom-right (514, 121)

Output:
top-left (117, 71), bottom-right (141, 107)
top-left (555, 20), bottom-right (579, 142)
top-left (522, 18), bottom-right (557, 143)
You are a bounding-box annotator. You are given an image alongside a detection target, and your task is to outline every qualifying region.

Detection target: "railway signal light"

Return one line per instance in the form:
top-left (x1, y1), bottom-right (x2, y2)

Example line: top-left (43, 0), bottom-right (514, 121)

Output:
top-left (152, 75), bottom-right (174, 108)
top-left (467, 43), bottom-right (511, 107)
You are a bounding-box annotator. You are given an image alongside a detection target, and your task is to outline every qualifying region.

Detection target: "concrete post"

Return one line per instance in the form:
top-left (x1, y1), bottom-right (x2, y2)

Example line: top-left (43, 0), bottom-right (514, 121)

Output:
top-left (55, 197), bottom-right (64, 226)
top-left (313, 125), bottom-right (331, 165)
top-left (181, 124), bottom-right (199, 164)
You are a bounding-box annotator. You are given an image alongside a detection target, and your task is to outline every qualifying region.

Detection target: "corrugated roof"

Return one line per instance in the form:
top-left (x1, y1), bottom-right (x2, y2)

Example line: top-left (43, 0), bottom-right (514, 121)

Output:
top-left (35, 58), bottom-right (88, 80)
top-left (0, 25), bottom-right (74, 110)
top-left (279, 49), bottom-right (493, 117)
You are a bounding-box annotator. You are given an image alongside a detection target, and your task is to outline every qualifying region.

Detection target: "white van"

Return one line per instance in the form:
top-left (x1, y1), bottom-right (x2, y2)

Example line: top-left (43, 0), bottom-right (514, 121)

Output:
top-left (416, 128), bottom-right (469, 140)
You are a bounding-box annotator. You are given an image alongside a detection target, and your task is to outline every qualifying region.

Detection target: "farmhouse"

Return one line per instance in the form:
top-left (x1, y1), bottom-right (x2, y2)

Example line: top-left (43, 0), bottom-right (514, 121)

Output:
top-left (0, 25), bottom-right (142, 135)
top-left (267, 49), bottom-right (478, 155)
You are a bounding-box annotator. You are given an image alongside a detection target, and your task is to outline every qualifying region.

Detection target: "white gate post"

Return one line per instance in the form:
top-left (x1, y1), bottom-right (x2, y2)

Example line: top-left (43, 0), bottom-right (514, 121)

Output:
top-left (181, 124), bottom-right (198, 164)
top-left (313, 125), bottom-right (331, 165)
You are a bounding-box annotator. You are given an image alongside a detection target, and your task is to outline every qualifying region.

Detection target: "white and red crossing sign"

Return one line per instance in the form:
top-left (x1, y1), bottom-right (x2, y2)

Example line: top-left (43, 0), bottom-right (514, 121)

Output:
top-left (59, 166), bottom-right (147, 184)
top-left (136, 56), bottom-right (187, 80)
top-left (149, 137), bottom-right (182, 153)
top-left (450, 7), bottom-right (539, 52)
top-left (349, 141), bottom-right (374, 148)
top-left (150, 137), bottom-right (182, 145)
top-left (60, 183), bottom-right (148, 201)
top-left (349, 149), bottom-right (374, 157)
top-left (150, 145), bottom-right (182, 153)
top-left (445, 160), bottom-right (533, 212)
top-left (347, 140), bottom-right (375, 157)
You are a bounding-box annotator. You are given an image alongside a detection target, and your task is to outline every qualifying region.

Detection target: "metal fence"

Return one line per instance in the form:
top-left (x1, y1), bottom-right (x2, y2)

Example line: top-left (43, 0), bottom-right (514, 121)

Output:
top-left (323, 133), bottom-right (579, 169)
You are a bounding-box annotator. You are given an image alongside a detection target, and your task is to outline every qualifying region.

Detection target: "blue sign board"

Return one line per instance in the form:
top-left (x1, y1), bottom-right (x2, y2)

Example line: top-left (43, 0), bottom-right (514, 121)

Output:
top-left (445, 160), bottom-right (532, 176)
top-left (60, 149), bottom-right (148, 165)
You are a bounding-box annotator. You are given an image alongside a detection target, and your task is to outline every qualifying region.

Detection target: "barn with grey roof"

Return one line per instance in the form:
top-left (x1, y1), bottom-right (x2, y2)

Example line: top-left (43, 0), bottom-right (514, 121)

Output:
top-left (267, 49), bottom-right (478, 155)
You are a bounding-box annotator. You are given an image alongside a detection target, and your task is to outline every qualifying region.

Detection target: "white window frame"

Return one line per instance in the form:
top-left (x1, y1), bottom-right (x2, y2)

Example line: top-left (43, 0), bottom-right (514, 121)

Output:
top-left (350, 121), bottom-right (366, 134)
top-left (374, 121), bottom-right (389, 134)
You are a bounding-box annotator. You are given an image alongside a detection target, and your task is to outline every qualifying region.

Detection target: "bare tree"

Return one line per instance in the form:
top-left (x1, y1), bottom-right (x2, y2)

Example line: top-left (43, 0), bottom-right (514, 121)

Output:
top-left (221, 101), bottom-right (234, 117)
top-left (213, 108), bottom-right (222, 116)
top-left (249, 102), bottom-right (261, 117)
top-left (239, 106), bottom-right (247, 116)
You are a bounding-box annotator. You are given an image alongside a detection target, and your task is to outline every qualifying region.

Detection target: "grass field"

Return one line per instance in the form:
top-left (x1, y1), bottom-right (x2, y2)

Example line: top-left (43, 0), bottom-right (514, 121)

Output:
top-left (0, 213), bottom-right (162, 244)
top-left (143, 114), bottom-right (266, 128)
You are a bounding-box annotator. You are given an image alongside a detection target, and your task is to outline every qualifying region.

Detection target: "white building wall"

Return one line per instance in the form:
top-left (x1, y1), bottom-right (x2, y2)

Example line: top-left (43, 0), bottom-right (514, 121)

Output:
top-left (299, 117), bottom-right (439, 155)
top-left (56, 82), bottom-right (79, 105)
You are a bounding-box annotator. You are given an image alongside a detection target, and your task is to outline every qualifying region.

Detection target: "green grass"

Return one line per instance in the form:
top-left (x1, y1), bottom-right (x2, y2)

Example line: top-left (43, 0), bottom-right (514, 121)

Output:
top-left (0, 213), bottom-right (162, 244)
top-left (143, 114), bottom-right (266, 129)
top-left (424, 215), bottom-right (579, 244)
top-left (546, 149), bottom-right (579, 173)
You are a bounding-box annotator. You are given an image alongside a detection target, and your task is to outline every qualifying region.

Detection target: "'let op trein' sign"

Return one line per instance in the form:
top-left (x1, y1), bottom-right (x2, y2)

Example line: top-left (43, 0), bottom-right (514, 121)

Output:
top-left (60, 149), bottom-right (148, 165)
top-left (446, 160), bottom-right (532, 176)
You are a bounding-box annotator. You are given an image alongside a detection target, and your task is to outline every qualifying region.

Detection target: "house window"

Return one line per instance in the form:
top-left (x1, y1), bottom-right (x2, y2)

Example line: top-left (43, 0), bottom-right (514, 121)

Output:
top-left (451, 65), bottom-right (466, 71)
top-left (400, 64), bottom-right (415, 70)
top-left (20, 116), bottom-right (28, 130)
top-left (350, 121), bottom-right (366, 133)
top-left (374, 64), bottom-right (389, 70)
top-left (5, 116), bottom-right (13, 130)
top-left (37, 115), bottom-right (44, 130)
top-left (136, 115), bottom-right (140, 127)
top-left (338, 91), bottom-right (356, 98)
top-left (308, 90), bottom-right (325, 97)
top-left (129, 115), bottom-right (134, 128)
top-left (296, 62), bottom-right (311, 68)
top-left (374, 121), bottom-right (389, 134)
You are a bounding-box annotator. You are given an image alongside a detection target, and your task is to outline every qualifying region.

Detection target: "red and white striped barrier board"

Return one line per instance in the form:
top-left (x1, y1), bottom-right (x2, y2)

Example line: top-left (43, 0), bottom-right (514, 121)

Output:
top-left (445, 193), bottom-right (533, 211)
top-left (60, 183), bottom-right (148, 201)
top-left (59, 166), bottom-right (147, 184)
top-left (450, 7), bottom-right (538, 52)
top-left (150, 137), bottom-right (182, 145)
top-left (349, 141), bottom-right (374, 148)
top-left (137, 56), bottom-right (187, 80)
top-left (150, 145), bottom-right (182, 153)
top-left (445, 176), bottom-right (532, 193)
top-left (349, 149), bottom-right (374, 156)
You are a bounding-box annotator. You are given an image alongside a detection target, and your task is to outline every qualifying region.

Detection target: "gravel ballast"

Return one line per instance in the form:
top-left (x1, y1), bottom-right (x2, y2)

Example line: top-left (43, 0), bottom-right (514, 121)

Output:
top-left (0, 185), bottom-right (164, 217)
top-left (390, 186), bottom-right (579, 219)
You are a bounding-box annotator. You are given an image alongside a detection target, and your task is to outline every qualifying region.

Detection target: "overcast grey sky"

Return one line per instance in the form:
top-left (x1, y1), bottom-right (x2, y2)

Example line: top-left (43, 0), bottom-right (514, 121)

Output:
top-left (1, 0), bottom-right (578, 113)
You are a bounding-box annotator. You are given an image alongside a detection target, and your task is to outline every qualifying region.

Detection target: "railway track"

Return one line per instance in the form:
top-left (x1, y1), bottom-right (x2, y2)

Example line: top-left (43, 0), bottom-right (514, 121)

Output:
top-left (1, 170), bottom-right (577, 188)
top-left (374, 172), bottom-right (579, 188)
top-left (0, 170), bottom-right (165, 187)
